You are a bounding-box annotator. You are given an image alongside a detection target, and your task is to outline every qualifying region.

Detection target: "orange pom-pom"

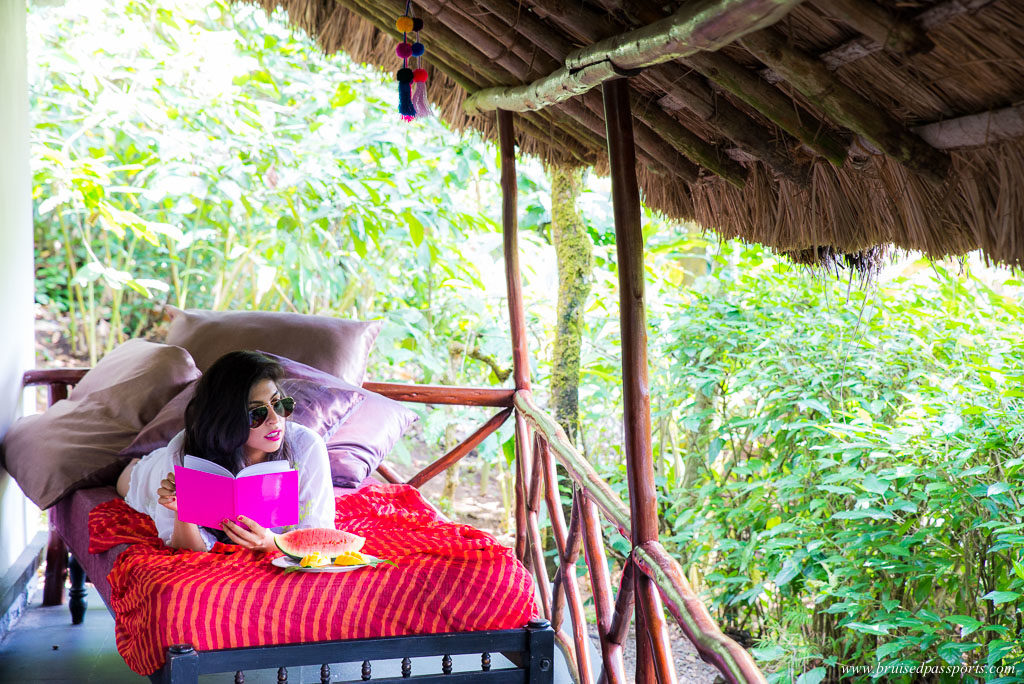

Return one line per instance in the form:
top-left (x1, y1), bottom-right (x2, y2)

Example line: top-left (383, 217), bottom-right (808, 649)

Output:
top-left (396, 16), bottom-right (414, 32)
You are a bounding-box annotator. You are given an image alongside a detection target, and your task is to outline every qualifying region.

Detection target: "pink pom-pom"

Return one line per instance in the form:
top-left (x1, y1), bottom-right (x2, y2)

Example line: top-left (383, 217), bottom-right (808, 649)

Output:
top-left (396, 42), bottom-right (413, 59)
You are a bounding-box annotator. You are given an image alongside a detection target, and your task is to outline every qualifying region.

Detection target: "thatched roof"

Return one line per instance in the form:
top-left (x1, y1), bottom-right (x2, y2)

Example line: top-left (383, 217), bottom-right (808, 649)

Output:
top-left (242, 0), bottom-right (1024, 269)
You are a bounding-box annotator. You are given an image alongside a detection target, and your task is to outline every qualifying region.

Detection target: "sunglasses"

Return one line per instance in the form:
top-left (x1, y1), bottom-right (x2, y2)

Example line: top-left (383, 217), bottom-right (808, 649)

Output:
top-left (248, 397), bottom-right (295, 429)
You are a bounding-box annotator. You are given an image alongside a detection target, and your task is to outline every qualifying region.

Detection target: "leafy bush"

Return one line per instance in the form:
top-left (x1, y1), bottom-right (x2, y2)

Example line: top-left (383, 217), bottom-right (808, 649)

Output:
top-left (640, 247), bottom-right (1024, 681)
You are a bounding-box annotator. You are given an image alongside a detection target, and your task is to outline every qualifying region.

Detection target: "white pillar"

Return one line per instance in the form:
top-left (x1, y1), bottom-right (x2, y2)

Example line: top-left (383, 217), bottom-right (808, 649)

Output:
top-left (0, 0), bottom-right (40, 573)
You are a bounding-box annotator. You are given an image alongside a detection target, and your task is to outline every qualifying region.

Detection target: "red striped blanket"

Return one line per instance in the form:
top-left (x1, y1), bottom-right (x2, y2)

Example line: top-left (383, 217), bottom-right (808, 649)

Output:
top-left (89, 483), bottom-right (536, 675)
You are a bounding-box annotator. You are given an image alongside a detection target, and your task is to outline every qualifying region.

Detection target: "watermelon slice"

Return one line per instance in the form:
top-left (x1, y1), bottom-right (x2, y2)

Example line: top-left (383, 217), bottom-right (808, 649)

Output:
top-left (274, 528), bottom-right (366, 561)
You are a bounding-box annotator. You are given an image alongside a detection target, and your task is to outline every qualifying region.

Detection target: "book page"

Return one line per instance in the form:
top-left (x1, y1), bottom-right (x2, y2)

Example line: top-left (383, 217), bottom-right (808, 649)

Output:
top-left (237, 459), bottom-right (293, 478)
top-left (182, 454), bottom-right (233, 478)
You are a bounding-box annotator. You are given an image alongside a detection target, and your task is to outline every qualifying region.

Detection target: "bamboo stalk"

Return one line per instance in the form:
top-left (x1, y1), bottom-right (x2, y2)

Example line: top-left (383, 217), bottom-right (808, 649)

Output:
top-left (684, 51), bottom-right (850, 166)
top-left (407, 408), bottom-right (512, 488)
top-left (740, 27), bottom-right (950, 184)
top-left (463, 0), bottom-right (802, 114)
top-left (635, 541), bottom-right (767, 684)
top-left (643, 64), bottom-right (810, 186)
top-left (811, 0), bottom-right (933, 55)
top-left (513, 412), bottom-right (532, 564)
top-left (608, 561), bottom-right (636, 646)
top-left (445, 0), bottom-right (560, 74)
top-left (471, 0), bottom-right (806, 185)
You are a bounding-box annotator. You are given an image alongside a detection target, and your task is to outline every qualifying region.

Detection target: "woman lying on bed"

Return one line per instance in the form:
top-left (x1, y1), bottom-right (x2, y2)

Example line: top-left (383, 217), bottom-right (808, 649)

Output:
top-left (114, 350), bottom-right (335, 552)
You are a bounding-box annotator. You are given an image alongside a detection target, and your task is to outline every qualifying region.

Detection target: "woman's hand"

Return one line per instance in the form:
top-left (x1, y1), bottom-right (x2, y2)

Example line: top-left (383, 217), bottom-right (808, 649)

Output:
top-left (157, 472), bottom-right (177, 512)
top-left (221, 515), bottom-right (276, 553)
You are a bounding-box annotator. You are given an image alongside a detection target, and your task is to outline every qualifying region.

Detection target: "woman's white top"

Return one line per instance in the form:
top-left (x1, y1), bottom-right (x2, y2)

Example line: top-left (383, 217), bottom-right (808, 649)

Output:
top-left (124, 423), bottom-right (335, 550)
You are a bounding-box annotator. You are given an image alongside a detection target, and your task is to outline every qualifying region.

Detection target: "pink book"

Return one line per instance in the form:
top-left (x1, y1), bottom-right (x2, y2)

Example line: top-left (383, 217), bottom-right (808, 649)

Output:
top-left (174, 455), bottom-right (299, 529)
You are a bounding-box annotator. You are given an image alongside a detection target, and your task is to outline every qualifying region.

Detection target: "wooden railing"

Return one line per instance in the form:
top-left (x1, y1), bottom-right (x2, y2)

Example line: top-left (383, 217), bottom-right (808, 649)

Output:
top-left (515, 389), bottom-right (765, 684)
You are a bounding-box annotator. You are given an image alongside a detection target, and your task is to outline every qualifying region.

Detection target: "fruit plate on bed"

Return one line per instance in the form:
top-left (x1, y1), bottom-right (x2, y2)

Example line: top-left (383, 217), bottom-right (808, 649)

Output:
top-left (270, 556), bottom-right (369, 573)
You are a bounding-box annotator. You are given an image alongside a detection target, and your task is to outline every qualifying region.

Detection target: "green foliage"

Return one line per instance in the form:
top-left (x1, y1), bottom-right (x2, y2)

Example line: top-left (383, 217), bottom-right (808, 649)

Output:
top-left (30, 0), bottom-right (505, 382)
top-left (632, 247), bottom-right (1024, 681)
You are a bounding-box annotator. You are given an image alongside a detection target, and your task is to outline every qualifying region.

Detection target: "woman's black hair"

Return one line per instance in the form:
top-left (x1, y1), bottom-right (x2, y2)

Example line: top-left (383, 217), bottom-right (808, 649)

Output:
top-left (182, 350), bottom-right (293, 474)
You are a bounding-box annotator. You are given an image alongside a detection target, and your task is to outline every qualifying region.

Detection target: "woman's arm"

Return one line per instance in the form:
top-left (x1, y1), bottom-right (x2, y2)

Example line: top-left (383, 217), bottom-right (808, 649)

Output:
top-left (169, 518), bottom-right (209, 552)
top-left (293, 426), bottom-right (336, 529)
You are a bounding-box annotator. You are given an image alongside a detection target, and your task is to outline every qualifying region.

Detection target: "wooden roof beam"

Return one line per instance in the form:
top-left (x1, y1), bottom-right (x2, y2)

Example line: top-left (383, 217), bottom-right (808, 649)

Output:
top-left (464, 0), bottom-right (813, 187)
top-left (740, 27), bottom-right (951, 184)
top-left (810, 0), bottom-right (933, 56)
top-left (462, 0), bottom-right (803, 115)
top-left (628, 93), bottom-right (748, 189)
top-left (683, 51), bottom-right (850, 166)
top-left (644, 64), bottom-right (811, 186)
top-left (762, 0), bottom-right (998, 81)
top-left (914, 103), bottom-right (1024, 150)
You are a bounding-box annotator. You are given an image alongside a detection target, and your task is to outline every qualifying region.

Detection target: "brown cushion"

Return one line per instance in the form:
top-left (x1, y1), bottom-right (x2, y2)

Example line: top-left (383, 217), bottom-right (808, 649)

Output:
top-left (164, 307), bottom-right (382, 386)
top-left (1, 340), bottom-right (200, 509)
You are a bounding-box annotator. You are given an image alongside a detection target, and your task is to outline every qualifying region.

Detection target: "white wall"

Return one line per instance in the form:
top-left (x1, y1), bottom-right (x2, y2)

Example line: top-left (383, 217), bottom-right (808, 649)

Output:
top-left (0, 0), bottom-right (41, 574)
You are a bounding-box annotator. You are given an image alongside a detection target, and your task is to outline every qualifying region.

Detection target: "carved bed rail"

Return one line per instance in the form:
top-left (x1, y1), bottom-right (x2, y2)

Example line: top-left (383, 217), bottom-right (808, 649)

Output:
top-left (513, 388), bottom-right (765, 684)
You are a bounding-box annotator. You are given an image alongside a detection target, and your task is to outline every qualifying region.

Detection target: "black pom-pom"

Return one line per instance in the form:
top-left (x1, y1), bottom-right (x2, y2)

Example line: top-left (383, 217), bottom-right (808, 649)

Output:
top-left (396, 68), bottom-right (414, 83)
top-left (412, 17), bottom-right (424, 32)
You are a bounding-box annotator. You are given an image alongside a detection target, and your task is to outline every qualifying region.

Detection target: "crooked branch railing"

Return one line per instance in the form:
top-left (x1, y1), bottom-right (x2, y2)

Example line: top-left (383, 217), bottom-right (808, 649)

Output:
top-left (514, 390), bottom-right (764, 684)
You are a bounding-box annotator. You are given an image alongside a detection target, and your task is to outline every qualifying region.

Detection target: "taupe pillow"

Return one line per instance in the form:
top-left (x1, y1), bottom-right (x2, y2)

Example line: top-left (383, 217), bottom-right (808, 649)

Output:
top-left (1, 340), bottom-right (200, 509)
top-left (164, 307), bottom-right (382, 386)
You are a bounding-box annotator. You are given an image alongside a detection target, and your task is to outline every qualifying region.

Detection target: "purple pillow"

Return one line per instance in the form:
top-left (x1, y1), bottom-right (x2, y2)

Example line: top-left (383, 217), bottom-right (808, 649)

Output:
top-left (118, 375), bottom-right (364, 460)
top-left (258, 352), bottom-right (418, 487)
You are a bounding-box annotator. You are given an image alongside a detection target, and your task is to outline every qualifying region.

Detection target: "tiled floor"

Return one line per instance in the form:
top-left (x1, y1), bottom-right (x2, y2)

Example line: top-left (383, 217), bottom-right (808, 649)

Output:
top-left (0, 584), bottom-right (572, 683)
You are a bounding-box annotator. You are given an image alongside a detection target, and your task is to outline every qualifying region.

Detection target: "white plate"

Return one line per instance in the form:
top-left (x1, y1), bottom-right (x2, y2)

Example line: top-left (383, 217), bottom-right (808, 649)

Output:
top-left (271, 556), bottom-right (368, 573)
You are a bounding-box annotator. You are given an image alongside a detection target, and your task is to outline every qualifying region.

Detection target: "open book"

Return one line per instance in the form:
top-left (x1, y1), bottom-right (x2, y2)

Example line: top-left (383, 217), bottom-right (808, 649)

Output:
top-left (174, 455), bottom-right (299, 529)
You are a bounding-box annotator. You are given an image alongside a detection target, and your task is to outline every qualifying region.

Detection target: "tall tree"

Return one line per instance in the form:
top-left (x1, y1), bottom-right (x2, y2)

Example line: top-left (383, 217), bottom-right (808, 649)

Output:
top-left (548, 165), bottom-right (592, 445)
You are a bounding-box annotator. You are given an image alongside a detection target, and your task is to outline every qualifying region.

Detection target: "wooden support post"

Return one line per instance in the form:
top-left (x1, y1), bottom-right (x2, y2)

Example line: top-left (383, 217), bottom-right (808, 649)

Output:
top-left (601, 77), bottom-right (676, 684)
top-left (498, 109), bottom-right (532, 566)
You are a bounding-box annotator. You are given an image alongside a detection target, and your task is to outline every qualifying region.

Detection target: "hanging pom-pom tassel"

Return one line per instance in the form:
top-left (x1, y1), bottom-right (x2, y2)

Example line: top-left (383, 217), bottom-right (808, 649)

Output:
top-left (397, 68), bottom-right (416, 120)
top-left (412, 68), bottom-right (431, 118)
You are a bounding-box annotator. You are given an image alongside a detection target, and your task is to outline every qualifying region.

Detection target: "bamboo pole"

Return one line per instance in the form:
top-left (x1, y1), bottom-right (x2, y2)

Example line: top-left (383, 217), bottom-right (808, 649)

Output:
top-left (740, 27), bottom-right (950, 184)
top-left (463, 0), bottom-right (802, 114)
top-left (602, 76), bottom-right (675, 684)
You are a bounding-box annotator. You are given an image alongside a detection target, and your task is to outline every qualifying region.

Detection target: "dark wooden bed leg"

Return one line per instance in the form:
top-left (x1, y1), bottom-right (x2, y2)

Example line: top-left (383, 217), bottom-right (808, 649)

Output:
top-left (162, 644), bottom-right (199, 684)
top-left (527, 618), bottom-right (554, 684)
top-left (68, 555), bottom-right (88, 624)
top-left (42, 526), bottom-right (67, 606)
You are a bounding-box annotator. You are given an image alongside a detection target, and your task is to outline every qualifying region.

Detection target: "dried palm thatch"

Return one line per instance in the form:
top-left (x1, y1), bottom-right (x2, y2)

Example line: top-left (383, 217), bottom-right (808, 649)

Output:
top-left (237, 0), bottom-right (1024, 270)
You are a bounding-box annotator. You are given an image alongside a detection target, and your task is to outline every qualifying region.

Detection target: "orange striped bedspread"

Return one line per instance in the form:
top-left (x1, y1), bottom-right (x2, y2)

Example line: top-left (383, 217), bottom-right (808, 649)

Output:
top-left (88, 483), bottom-right (537, 675)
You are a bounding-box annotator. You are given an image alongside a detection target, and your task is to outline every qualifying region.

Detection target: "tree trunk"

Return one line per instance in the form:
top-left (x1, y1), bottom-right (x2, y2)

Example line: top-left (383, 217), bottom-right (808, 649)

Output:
top-left (549, 166), bottom-right (593, 446)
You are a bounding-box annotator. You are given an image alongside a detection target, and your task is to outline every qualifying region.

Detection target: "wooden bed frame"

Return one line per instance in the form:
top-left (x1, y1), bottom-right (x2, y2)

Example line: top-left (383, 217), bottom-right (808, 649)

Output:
top-left (26, 368), bottom-right (554, 684)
